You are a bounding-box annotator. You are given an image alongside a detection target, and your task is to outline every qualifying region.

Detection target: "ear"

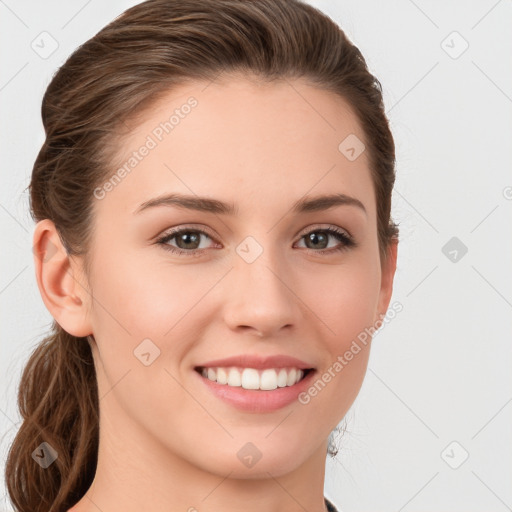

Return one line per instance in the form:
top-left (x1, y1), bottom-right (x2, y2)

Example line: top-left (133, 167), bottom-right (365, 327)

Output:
top-left (32, 219), bottom-right (93, 337)
top-left (375, 238), bottom-right (398, 320)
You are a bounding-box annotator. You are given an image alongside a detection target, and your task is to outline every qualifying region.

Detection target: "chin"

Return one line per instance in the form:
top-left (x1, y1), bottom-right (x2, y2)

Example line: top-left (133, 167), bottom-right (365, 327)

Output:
top-left (197, 441), bottom-right (311, 479)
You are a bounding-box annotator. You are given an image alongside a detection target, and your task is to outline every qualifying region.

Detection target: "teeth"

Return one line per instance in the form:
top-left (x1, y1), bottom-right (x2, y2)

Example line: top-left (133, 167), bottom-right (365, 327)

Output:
top-left (227, 367), bottom-right (241, 387)
top-left (217, 367), bottom-right (228, 385)
top-left (286, 368), bottom-right (297, 387)
top-left (200, 367), bottom-right (306, 390)
top-left (276, 368), bottom-right (288, 388)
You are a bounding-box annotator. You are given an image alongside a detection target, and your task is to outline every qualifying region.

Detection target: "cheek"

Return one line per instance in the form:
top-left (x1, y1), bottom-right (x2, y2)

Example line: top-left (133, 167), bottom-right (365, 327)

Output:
top-left (87, 251), bottom-right (229, 387)
top-left (300, 256), bottom-right (381, 347)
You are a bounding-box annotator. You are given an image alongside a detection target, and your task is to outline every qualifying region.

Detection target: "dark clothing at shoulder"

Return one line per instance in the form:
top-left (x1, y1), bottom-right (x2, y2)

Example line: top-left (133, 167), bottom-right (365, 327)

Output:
top-left (324, 497), bottom-right (339, 512)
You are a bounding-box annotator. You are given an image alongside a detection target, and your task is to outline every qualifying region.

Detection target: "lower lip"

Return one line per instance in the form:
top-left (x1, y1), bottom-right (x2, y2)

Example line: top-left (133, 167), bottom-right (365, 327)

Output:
top-left (194, 369), bottom-right (316, 413)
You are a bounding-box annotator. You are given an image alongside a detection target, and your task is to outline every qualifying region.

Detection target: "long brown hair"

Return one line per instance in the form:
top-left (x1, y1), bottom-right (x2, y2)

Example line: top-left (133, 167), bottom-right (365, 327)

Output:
top-left (5, 1), bottom-right (399, 510)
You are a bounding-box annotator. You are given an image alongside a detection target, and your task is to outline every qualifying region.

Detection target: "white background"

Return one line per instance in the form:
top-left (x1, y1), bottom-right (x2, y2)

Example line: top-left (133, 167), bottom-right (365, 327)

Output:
top-left (1, 1), bottom-right (511, 511)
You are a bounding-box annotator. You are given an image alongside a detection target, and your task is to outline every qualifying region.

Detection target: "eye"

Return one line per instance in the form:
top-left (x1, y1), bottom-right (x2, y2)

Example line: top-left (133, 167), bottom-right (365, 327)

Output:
top-left (294, 226), bottom-right (356, 255)
top-left (156, 227), bottom-right (218, 256)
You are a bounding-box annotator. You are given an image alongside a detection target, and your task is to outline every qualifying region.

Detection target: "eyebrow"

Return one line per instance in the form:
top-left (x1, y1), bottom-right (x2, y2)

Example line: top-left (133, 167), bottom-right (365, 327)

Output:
top-left (134, 192), bottom-right (367, 217)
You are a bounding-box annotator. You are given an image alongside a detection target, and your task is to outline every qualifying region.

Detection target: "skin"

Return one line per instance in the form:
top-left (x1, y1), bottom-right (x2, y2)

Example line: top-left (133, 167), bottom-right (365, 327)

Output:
top-left (33, 74), bottom-right (397, 512)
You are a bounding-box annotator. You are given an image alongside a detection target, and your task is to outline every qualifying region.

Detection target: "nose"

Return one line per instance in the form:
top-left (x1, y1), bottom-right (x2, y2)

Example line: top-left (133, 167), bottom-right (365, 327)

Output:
top-left (222, 247), bottom-right (300, 338)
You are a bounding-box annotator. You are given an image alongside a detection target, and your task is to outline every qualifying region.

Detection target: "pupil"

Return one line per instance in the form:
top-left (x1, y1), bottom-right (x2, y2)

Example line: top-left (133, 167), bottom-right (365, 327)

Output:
top-left (307, 232), bottom-right (327, 249)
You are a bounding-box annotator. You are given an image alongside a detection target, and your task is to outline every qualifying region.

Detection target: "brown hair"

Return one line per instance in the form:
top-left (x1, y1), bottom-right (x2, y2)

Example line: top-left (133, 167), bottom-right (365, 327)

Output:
top-left (5, 0), bottom-right (399, 510)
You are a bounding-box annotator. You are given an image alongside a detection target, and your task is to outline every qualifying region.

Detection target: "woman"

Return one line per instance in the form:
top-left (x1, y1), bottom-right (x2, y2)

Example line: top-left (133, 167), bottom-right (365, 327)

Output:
top-left (5, 0), bottom-right (399, 511)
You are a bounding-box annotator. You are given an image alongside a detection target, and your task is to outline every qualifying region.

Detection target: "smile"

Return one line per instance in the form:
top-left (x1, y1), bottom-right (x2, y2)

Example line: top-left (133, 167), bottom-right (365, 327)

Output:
top-left (195, 366), bottom-right (313, 390)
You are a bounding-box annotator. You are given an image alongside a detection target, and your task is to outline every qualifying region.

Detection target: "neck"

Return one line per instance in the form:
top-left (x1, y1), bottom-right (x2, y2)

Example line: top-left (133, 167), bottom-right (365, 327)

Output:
top-left (68, 402), bottom-right (331, 512)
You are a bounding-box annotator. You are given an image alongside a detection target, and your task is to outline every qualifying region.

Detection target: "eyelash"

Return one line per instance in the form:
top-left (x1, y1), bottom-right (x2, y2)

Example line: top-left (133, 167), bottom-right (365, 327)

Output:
top-left (155, 225), bottom-right (356, 257)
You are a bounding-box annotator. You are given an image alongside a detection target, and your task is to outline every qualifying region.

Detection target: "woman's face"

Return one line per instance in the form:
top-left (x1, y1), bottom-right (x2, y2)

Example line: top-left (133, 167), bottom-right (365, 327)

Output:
top-left (76, 75), bottom-right (396, 478)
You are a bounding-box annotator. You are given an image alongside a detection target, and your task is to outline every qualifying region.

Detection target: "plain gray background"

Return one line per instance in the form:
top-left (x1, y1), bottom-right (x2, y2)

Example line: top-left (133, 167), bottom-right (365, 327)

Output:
top-left (1, 1), bottom-right (511, 511)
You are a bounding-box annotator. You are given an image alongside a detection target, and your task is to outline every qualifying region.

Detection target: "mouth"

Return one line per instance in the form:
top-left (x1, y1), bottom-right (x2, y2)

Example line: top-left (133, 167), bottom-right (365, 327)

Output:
top-left (194, 365), bottom-right (315, 391)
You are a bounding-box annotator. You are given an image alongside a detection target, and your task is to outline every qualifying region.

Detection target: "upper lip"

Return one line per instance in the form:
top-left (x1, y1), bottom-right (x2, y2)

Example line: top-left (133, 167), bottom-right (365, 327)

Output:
top-left (195, 354), bottom-right (316, 370)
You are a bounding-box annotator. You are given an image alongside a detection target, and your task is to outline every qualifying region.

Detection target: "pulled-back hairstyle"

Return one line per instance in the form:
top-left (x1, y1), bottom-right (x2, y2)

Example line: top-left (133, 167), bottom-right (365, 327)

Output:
top-left (5, 1), bottom-right (399, 510)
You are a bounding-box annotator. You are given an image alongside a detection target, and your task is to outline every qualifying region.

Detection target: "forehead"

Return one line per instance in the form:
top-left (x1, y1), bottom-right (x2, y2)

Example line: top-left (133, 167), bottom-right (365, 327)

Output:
top-left (95, 75), bottom-right (375, 221)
